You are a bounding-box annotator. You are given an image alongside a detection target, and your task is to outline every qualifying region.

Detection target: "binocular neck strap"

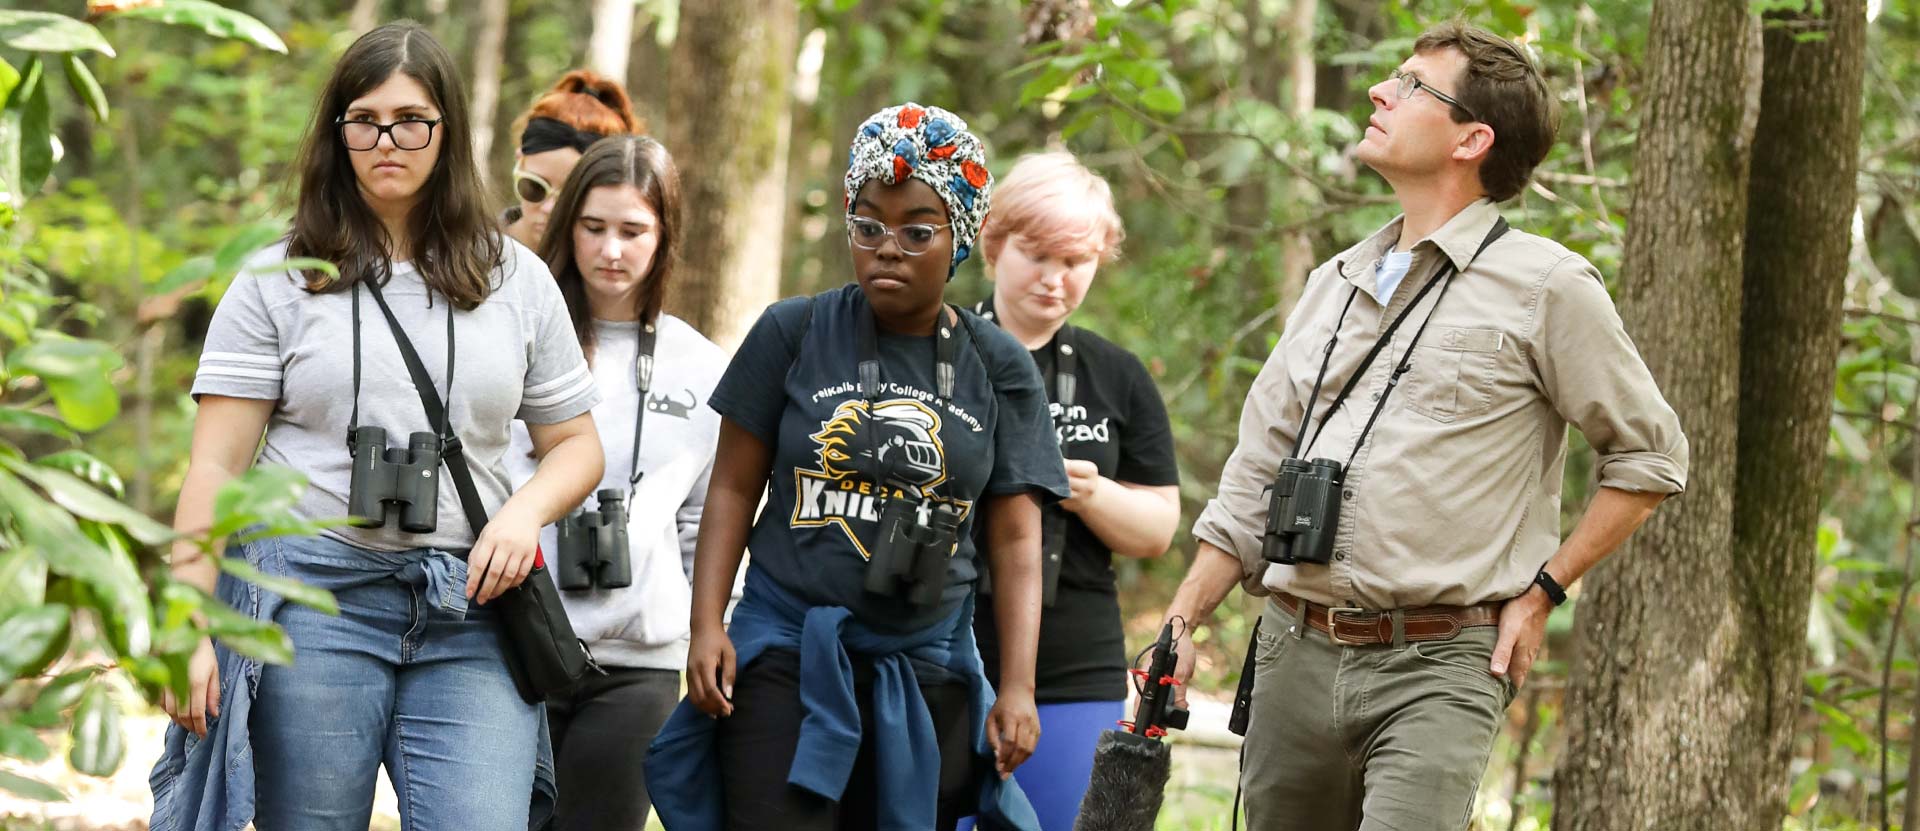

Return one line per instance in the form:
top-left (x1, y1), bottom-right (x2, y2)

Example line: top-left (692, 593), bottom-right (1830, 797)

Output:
top-left (973, 296), bottom-right (1077, 410)
top-left (350, 277), bottom-right (456, 448)
top-left (856, 302), bottom-right (961, 495)
top-left (361, 277), bottom-right (493, 536)
top-left (1293, 217), bottom-right (1510, 460)
top-left (627, 321), bottom-right (658, 501)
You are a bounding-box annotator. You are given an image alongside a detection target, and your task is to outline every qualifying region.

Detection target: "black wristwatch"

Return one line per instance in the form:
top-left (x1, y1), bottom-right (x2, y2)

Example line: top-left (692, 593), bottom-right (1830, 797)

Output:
top-left (1532, 569), bottom-right (1568, 606)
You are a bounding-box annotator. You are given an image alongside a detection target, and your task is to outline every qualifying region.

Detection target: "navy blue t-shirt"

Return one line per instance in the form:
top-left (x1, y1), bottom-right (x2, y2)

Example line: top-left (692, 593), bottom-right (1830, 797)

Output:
top-left (708, 284), bottom-right (1071, 633)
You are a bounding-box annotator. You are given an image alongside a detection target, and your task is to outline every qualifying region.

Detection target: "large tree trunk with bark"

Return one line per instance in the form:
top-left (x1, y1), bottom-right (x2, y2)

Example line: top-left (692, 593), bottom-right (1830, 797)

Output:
top-left (1733, 0), bottom-right (1867, 823)
top-left (1553, 1), bottom-right (1766, 828)
top-left (663, 0), bottom-right (796, 348)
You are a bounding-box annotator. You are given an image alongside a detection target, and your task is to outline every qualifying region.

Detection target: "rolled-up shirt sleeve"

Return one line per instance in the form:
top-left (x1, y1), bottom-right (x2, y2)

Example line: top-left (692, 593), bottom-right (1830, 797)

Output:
top-left (1191, 334), bottom-right (1307, 595)
top-left (1532, 258), bottom-right (1689, 495)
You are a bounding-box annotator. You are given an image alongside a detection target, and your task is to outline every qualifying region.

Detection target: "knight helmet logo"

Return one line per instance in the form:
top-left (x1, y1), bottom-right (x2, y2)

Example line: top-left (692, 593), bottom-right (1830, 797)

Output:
top-left (809, 398), bottom-right (948, 495)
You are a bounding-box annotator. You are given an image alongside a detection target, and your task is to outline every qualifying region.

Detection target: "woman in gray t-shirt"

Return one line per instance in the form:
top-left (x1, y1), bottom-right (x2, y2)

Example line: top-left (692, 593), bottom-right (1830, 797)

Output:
top-left (151, 23), bottom-right (604, 831)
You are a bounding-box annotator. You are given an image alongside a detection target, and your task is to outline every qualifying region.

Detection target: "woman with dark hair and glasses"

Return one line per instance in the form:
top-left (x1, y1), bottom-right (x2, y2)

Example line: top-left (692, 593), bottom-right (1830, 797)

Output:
top-left (150, 22), bottom-right (605, 831)
top-left (503, 70), bottom-right (642, 249)
top-left (504, 135), bottom-right (726, 831)
top-left (645, 103), bottom-right (1069, 831)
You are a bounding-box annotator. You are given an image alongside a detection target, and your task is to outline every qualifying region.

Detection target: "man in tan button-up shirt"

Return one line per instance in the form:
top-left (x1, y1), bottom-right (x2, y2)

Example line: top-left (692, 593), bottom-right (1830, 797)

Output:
top-left (1162, 23), bottom-right (1688, 831)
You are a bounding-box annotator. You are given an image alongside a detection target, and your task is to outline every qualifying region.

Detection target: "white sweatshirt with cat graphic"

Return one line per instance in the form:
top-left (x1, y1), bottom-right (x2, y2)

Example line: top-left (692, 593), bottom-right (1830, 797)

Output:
top-left (507, 312), bottom-right (728, 671)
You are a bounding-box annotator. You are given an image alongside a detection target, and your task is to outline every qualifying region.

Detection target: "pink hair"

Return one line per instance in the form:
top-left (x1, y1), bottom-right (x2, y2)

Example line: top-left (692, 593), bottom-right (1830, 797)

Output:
top-left (980, 152), bottom-right (1124, 267)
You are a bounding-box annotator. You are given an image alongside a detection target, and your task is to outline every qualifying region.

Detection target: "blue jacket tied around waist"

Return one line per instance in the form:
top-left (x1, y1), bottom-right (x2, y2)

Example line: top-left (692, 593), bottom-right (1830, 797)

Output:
top-left (644, 568), bottom-right (1040, 831)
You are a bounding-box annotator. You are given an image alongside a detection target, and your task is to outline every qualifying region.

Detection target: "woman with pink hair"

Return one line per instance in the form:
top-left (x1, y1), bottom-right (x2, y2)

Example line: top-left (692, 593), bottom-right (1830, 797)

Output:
top-left (971, 151), bottom-right (1181, 831)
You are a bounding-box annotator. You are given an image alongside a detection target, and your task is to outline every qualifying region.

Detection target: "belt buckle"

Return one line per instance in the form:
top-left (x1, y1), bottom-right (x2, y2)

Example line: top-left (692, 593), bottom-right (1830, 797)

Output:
top-left (1324, 606), bottom-right (1371, 646)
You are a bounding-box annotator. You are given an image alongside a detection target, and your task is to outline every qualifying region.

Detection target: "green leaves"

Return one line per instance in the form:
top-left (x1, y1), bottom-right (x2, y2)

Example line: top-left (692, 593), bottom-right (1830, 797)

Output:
top-left (68, 682), bottom-right (125, 776)
top-left (106, 0), bottom-right (288, 55)
top-left (0, 11), bottom-right (115, 56)
top-left (0, 469), bottom-right (150, 658)
top-left (62, 53), bottom-right (108, 122)
top-left (0, 406), bottom-right (76, 443)
top-left (163, 582), bottom-right (292, 665)
top-left (211, 465), bottom-right (309, 538)
top-left (217, 556), bottom-right (338, 615)
top-left (0, 54), bottom-right (53, 213)
top-left (0, 455), bottom-right (172, 545)
top-left (20, 668), bottom-right (101, 728)
top-left (0, 603), bottom-right (70, 680)
top-left (4, 336), bottom-right (123, 431)
top-left (153, 220), bottom-right (290, 294)
top-left (0, 769), bottom-right (64, 801)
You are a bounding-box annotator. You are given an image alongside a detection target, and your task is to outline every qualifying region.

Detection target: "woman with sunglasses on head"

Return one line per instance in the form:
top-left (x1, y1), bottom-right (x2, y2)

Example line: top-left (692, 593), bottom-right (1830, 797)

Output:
top-left (966, 152), bottom-right (1179, 831)
top-left (150, 22), bottom-right (604, 831)
top-left (503, 70), bottom-right (641, 249)
top-left (645, 103), bottom-right (1069, 831)
top-left (503, 135), bottom-right (726, 831)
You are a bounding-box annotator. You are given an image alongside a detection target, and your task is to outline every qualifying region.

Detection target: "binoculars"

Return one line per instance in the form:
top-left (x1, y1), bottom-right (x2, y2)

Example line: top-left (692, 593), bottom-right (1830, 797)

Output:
top-left (347, 426), bottom-right (442, 533)
top-left (555, 489), bottom-right (631, 590)
top-left (1261, 457), bottom-right (1346, 565)
top-left (864, 497), bottom-right (962, 608)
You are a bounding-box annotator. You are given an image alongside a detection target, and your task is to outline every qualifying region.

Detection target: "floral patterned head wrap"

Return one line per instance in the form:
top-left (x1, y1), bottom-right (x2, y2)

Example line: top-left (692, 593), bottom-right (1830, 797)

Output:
top-left (844, 102), bottom-right (992, 279)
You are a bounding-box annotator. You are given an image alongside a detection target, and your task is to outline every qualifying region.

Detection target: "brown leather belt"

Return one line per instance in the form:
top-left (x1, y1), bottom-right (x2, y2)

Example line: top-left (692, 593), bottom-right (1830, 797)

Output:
top-left (1276, 592), bottom-right (1500, 646)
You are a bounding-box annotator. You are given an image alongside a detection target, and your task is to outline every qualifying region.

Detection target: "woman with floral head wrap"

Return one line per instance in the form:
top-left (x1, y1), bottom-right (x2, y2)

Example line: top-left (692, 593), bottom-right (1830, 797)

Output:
top-left (645, 104), bottom-right (1069, 831)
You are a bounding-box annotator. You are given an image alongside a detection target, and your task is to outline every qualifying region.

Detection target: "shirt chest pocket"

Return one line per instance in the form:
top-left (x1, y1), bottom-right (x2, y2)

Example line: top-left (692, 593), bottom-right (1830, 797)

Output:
top-left (1403, 326), bottom-right (1506, 423)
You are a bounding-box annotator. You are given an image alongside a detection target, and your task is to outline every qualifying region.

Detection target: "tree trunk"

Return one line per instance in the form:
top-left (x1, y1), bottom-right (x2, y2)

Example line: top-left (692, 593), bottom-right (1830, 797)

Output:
top-left (589, 0), bottom-right (634, 87)
top-left (1276, 0), bottom-right (1317, 315)
top-left (626, 8), bottom-right (669, 130)
top-left (349, 0), bottom-right (380, 36)
top-left (1553, 2), bottom-right (1764, 829)
top-left (664, 0), bottom-right (796, 348)
top-left (1735, 0), bottom-right (1866, 824)
top-left (467, 0), bottom-right (509, 191)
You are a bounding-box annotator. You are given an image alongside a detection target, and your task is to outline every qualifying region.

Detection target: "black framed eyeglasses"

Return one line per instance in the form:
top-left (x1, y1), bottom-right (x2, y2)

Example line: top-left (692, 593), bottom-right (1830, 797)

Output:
top-left (845, 214), bottom-right (951, 256)
top-left (336, 116), bottom-right (443, 151)
top-left (1389, 69), bottom-right (1479, 122)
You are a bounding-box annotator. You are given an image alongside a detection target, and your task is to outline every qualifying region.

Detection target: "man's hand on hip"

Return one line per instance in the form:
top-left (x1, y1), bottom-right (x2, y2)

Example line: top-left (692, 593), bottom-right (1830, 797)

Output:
top-left (1490, 587), bottom-right (1552, 688)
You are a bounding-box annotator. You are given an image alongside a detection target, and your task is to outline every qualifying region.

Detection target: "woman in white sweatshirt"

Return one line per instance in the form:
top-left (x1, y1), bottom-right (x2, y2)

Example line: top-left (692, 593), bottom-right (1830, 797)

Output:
top-left (506, 135), bottom-right (726, 831)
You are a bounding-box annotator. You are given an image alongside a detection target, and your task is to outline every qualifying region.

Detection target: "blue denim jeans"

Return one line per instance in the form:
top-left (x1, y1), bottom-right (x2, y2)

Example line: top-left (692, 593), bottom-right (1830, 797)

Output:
top-left (248, 535), bottom-right (539, 831)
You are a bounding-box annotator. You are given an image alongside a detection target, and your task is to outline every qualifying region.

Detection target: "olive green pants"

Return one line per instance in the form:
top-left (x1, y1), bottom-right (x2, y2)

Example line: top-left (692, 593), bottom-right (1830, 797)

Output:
top-left (1239, 598), bottom-right (1515, 831)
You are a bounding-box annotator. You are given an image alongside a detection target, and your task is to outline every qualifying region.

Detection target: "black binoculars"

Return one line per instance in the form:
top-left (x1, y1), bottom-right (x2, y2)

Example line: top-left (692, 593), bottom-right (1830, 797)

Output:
top-left (865, 497), bottom-right (962, 607)
top-left (555, 489), bottom-right (631, 591)
top-left (347, 426), bottom-right (442, 533)
top-left (1261, 457), bottom-right (1346, 565)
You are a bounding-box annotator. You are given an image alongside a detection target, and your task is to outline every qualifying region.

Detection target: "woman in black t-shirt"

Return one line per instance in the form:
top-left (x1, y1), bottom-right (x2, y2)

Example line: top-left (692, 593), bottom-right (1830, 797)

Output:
top-left (645, 104), bottom-right (1069, 831)
top-left (970, 152), bottom-right (1181, 831)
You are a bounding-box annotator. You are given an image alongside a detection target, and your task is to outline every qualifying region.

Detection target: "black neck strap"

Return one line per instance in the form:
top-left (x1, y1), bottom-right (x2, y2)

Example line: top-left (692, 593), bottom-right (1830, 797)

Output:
top-left (350, 277), bottom-right (455, 448)
top-left (856, 302), bottom-right (960, 492)
top-left (357, 277), bottom-right (491, 537)
top-left (627, 320), bottom-right (658, 499)
top-left (1293, 218), bottom-right (1510, 463)
top-left (973, 297), bottom-right (1077, 410)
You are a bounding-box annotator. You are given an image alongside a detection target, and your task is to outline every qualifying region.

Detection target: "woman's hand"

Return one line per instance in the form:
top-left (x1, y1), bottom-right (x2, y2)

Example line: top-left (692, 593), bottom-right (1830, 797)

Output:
top-left (160, 636), bottom-right (221, 738)
top-left (1058, 459), bottom-right (1102, 513)
top-left (468, 503), bottom-right (542, 604)
top-left (686, 622), bottom-right (737, 718)
top-left (986, 688), bottom-right (1040, 778)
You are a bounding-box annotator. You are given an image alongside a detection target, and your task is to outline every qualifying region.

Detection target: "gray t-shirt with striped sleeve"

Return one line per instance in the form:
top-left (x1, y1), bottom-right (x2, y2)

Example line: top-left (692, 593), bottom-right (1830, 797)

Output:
top-left (193, 238), bottom-right (599, 553)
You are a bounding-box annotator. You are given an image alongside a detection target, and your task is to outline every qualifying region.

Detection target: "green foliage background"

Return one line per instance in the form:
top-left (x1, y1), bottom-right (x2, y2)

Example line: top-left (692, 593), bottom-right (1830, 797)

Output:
top-left (0, 0), bottom-right (1916, 827)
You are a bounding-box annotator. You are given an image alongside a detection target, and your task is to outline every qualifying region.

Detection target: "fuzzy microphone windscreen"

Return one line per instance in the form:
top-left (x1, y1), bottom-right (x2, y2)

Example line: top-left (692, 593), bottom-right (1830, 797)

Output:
top-left (1073, 730), bottom-right (1173, 831)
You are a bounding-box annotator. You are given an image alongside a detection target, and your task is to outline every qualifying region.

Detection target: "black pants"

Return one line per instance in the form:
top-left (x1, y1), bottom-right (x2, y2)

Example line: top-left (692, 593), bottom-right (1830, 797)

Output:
top-left (546, 666), bottom-right (681, 831)
top-left (716, 648), bottom-right (975, 831)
